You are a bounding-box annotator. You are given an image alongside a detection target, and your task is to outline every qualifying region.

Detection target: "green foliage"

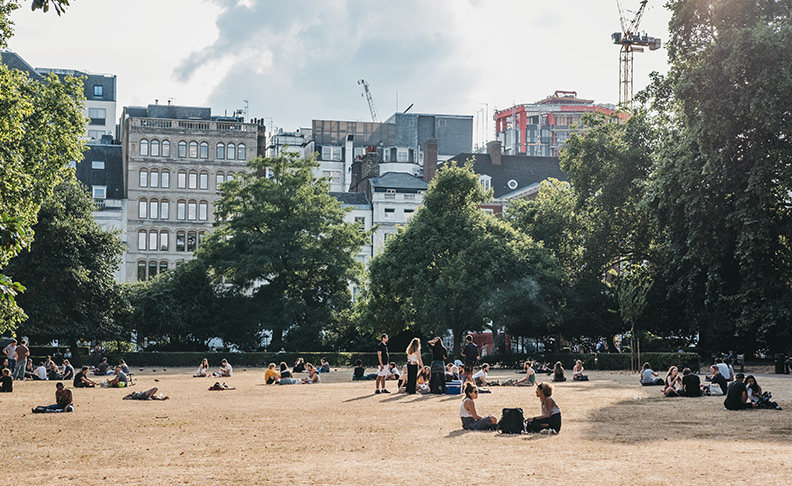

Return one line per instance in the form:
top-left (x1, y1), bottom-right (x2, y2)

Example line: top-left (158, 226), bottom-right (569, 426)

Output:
top-left (198, 152), bottom-right (368, 349)
top-left (5, 181), bottom-right (126, 343)
top-left (30, 0), bottom-right (70, 15)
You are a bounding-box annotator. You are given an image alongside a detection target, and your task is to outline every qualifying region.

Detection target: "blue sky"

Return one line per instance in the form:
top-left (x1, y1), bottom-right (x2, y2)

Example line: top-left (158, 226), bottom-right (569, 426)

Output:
top-left (8, 0), bottom-right (672, 146)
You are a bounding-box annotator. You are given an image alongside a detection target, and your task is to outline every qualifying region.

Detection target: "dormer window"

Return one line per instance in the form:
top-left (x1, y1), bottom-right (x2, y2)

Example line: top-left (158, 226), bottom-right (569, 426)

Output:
top-left (479, 175), bottom-right (492, 192)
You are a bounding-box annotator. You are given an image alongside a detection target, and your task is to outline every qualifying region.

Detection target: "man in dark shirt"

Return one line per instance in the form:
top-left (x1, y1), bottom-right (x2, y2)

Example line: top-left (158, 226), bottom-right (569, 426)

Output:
top-left (375, 334), bottom-right (390, 394)
top-left (461, 335), bottom-right (479, 377)
top-left (724, 373), bottom-right (753, 410)
top-left (74, 366), bottom-right (98, 388)
top-left (680, 368), bottom-right (701, 397)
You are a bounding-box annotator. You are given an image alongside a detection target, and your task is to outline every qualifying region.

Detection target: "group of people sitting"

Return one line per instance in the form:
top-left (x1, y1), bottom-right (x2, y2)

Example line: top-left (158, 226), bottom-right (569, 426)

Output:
top-left (263, 361), bottom-right (320, 384)
top-left (459, 380), bottom-right (562, 435)
top-left (195, 358), bottom-right (233, 378)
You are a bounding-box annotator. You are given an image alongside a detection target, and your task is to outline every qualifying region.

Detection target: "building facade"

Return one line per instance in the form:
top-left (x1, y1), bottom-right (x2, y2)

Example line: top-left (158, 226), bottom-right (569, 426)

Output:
top-left (120, 104), bottom-right (266, 282)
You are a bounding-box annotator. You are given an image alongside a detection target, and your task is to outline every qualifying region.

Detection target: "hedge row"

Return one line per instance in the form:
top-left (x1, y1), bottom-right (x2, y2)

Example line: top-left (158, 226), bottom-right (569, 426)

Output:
top-left (101, 351), bottom-right (700, 372)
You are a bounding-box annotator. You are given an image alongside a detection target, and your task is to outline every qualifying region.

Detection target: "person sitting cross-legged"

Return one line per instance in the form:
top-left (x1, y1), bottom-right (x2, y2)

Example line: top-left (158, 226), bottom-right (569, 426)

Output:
top-left (106, 365), bottom-right (129, 388)
top-left (32, 382), bottom-right (73, 413)
top-left (74, 366), bottom-right (99, 388)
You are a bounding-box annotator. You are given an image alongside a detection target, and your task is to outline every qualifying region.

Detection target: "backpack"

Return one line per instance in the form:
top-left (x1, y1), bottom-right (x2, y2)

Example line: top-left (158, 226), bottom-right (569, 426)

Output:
top-left (498, 408), bottom-right (525, 434)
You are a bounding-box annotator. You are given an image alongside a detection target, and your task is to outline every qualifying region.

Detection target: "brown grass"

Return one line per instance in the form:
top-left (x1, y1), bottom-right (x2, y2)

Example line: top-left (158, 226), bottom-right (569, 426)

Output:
top-left (1, 367), bottom-right (790, 485)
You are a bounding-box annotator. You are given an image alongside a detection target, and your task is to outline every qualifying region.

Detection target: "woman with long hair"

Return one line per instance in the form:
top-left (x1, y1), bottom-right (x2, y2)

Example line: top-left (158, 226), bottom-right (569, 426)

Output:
top-left (552, 362), bottom-right (566, 382)
top-left (405, 338), bottom-right (423, 394)
top-left (459, 382), bottom-right (497, 430)
top-left (663, 366), bottom-right (682, 397)
top-left (428, 337), bottom-right (447, 394)
top-left (526, 382), bottom-right (562, 434)
top-left (195, 358), bottom-right (210, 377)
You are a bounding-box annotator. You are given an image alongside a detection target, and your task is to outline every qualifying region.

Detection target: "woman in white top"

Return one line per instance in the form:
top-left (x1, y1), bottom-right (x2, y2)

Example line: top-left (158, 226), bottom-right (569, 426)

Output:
top-left (526, 382), bottom-right (562, 434)
top-left (405, 338), bottom-right (423, 394)
top-left (300, 363), bottom-right (320, 384)
top-left (572, 360), bottom-right (588, 381)
top-left (195, 358), bottom-right (209, 377)
top-left (459, 382), bottom-right (497, 430)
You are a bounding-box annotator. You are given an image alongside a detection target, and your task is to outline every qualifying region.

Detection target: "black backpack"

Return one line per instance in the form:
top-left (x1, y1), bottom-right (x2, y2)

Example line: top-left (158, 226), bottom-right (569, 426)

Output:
top-left (498, 408), bottom-right (525, 434)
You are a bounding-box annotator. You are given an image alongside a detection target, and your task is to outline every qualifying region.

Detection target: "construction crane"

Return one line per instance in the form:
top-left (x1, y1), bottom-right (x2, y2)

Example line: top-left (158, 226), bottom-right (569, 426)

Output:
top-left (612, 0), bottom-right (661, 108)
top-left (357, 79), bottom-right (379, 123)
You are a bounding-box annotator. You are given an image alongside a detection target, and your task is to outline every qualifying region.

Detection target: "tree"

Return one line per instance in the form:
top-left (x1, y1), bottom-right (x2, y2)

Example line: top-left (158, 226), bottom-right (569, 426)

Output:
top-left (362, 161), bottom-right (562, 355)
top-left (198, 152), bottom-right (368, 350)
top-left (5, 181), bottom-right (125, 344)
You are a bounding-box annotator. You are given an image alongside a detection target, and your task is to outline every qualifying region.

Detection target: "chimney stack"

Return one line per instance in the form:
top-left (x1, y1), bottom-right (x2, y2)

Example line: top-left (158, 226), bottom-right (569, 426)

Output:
top-left (423, 138), bottom-right (438, 182)
top-left (487, 140), bottom-right (502, 166)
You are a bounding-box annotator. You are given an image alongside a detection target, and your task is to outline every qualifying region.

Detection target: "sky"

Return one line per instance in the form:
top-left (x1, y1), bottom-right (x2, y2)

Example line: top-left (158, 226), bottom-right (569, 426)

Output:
top-left (7, 0), bottom-right (672, 147)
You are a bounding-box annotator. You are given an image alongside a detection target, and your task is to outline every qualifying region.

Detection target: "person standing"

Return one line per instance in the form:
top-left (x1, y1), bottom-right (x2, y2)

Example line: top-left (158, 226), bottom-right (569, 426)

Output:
top-left (405, 338), bottom-right (423, 394)
top-left (461, 335), bottom-right (479, 381)
top-left (428, 337), bottom-right (447, 394)
top-left (3, 339), bottom-right (16, 379)
top-left (13, 339), bottom-right (29, 381)
top-left (375, 333), bottom-right (390, 394)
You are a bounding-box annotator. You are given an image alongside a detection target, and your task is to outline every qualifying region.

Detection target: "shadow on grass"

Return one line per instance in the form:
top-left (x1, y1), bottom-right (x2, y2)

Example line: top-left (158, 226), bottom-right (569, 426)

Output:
top-left (583, 396), bottom-right (792, 444)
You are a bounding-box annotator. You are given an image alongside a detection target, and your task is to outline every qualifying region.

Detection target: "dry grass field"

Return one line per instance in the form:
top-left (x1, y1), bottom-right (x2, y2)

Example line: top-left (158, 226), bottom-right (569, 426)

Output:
top-left (0, 365), bottom-right (790, 485)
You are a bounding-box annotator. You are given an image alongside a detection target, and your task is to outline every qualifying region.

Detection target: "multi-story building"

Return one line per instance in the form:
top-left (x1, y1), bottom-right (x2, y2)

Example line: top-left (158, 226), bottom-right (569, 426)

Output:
top-left (494, 90), bottom-right (618, 157)
top-left (120, 104), bottom-right (266, 282)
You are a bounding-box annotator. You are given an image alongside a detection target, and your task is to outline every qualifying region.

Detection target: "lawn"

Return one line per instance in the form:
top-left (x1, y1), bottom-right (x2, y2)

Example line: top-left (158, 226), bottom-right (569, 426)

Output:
top-left (1, 366), bottom-right (789, 485)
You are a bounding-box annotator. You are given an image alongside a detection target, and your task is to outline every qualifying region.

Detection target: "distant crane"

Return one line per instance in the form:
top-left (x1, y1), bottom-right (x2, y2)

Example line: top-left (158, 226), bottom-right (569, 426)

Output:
top-left (357, 79), bottom-right (379, 123)
top-left (612, 0), bottom-right (661, 107)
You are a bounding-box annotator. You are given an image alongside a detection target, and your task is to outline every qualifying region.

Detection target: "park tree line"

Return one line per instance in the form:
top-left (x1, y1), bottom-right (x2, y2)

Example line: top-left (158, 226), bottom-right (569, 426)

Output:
top-left (1, 0), bottom-right (790, 355)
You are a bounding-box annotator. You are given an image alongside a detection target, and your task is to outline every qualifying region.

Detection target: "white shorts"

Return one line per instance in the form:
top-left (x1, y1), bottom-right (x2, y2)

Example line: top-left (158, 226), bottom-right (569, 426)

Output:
top-left (376, 366), bottom-right (389, 377)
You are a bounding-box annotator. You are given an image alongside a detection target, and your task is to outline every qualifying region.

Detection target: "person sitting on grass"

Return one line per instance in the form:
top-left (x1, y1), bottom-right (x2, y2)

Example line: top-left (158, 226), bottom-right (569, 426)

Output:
top-left (264, 363), bottom-right (281, 384)
top-left (386, 362), bottom-right (400, 381)
top-left (213, 359), bottom-right (232, 377)
top-left (509, 361), bottom-right (536, 386)
top-left (552, 362), bottom-right (566, 382)
top-left (724, 373), bottom-right (753, 410)
top-left (195, 358), bottom-right (210, 377)
top-left (639, 362), bottom-right (664, 386)
top-left (318, 358), bottom-right (330, 373)
top-left (123, 387), bottom-right (169, 400)
top-left (94, 357), bottom-right (112, 376)
top-left (459, 382), bottom-right (497, 431)
top-left (293, 358), bottom-right (306, 373)
top-left (1, 368), bottom-right (12, 392)
top-left (118, 359), bottom-right (131, 375)
top-left (32, 382), bottom-right (73, 413)
top-left (525, 382), bottom-right (562, 434)
top-left (663, 366), bottom-right (682, 397)
top-left (33, 362), bottom-right (48, 381)
top-left (73, 366), bottom-right (98, 388)
top-left (416, 365), bottom-right (431, 393)
top-left (106, 365), bottom-right (128, 388)
top-left (445, 363), bottom-right (459, 382)
top-left (745, 375), bottom-right (782, 410)
top-left (299, 363), bottom-right (320, 384)
top-left (473, 363), bottom-right (491, 387)
top-left (353, 360), bottom-right (377, 381)
top-left (61, 360), bottom-right (75, 381)
top-left (572, 360), bottom-right (588, 381)
top-left (680, 368), bottom-right (704, 397)
top-left (708, 365), bottom-right (728, 395)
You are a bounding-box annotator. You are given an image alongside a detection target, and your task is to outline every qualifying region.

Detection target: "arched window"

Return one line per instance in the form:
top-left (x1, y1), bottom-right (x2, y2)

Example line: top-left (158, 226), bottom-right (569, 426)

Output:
top-left (151, 139), bottom-right (160, 157)
top-left (161, 169), bottom-right (170, 188)
top-left (162, 140), bottom-right (171, 157)
top-left (237, 143), bottom-right (246, 160)
top-left (198, 231), bottom-right (206, 248)
top-left (159, 261), bottom-right (168, 273)
top-left (148, 230), bottom-right (158, 251)
top-left (189, 141), bottom-right (198, 158)
top-left (177, 170), bottom-right (187, 189)
top-left (139, 169), bottom-right (148, 188)
top-left (188, 171), bottom-right (198, 189)
top-left (226, 172), bottom-right (235, 183)
top-left (149, 199), bottom-right (159, 220)
top-left (199, 171), bottom-right (209, 190)
top-left (176, 231), bottom-right (186, 252)
top-left (160, 199), bottom-right (170, 220)
top-left (187, 231), bottom-right (197, 252)
top-left (216, 143), bottom-right (225, 159)
top-left (177, 200), bottom-right (186, 220)
top-left (149, 260), bottom-right (158, 278)
top-left (215, 171), bottom-right (225, 189)
top-left (137, 261), bottom-right (146, 281)
top-left (149, 169), bottom-right (159, 188)
top-left (178, 141), bottom-right (187, 158)
top-left (137, 230), bottom-right (147, 250)
top-left (140, 139), bottom-right (149, 156)
top-left (138, 199), bottom-right (147, 219)
top-left (228, 143), bottom-right (236, 160)
top-left (187, 200), bottom-right (197, 220)
top-left (199, 201), bottom-right (208, 221)
top-left (159, 230), bottom-right (169, 251)
top-left (200, 141), bottom-right (209, 159)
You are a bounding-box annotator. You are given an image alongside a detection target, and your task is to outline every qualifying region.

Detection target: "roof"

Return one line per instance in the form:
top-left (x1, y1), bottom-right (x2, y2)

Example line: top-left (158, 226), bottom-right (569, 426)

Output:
top-left (330, 192), bottom-right (370, 206)
top-left (77, 144), bottom-right (125, 200)
top-left (370, 172), bottom-right (428, 192)
top-left (446, 153), bottom-right (568, 199)
top-left (0, 52), bottom-right (45, 81)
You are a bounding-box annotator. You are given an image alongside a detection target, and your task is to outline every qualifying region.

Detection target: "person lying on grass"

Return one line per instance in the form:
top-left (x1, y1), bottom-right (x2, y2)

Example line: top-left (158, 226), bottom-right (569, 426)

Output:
top-left (123, 387), bottom-right (169, 400)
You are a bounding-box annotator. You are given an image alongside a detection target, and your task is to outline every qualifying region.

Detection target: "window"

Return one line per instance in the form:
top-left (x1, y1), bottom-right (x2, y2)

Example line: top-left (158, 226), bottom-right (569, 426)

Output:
top-left (479, 175), bottom-right (491, 192)
top-left (200, 142), bottom-right (209, 159)
top-left (177, 171), bottom-right (187, 189)
top-left (404, 209), bottom-right (414, 220)
top-left (159, 231), bottom-right (169, 251)
top-left (176, 231), bottom-right (186, 252)
top-left (139, 170), bottom-right (148, 187)
top-left (199, 201), bottom-right (208, 221)
top-left (189, 141), bottom-right (198, 158)
top-left (150, 170), bottom-right (159, 188)
top-left (88, 107), bottom-right (106, 124)
top-left (160, 200), bottom-right (169, 220)
top-left (199, 172), bottom-right (209, 190)
top-left (138, 199), bottom-right (147, 219)
top-left (227, 143), bottom-right (236, 160)
top-left (137, 261), bottom-right (146, 281)
top-left (91, 161), bottom-right (105, 170)
top-left (216, 143), bottom-right (225, 159)
top-left (149, 200), bottom-right (159, 220)
top-left (177, 201), bottom-right (186, 220)
top-left (93, 85), bottom-right (103, 97)
top-left (151, 140), bottom-right (160, 157)
top-left (355, 216), bottom-right (366, 231)
top-left (384, 189), bottom-right (395, 200)
top-left (188, 172), bottom-right (198, 189)
top-left (354, 147), bottom-right (365, 158)
top-left (140, 139), bottom-right (149, 156)
top-left (161, 170), bottom-right (170, 188)
top-left (149, 261), bottom-right (158, 279)
top-left (137, 230), bottom-right (147, 251)
top-left (322, 170), bottom-right (341, 184)
top-left (439, 119), bottom-right (447, 128)
top-left (332, 146), bottom-right (342, 160)
top-left (188, 201), bottom-right (197, 220)
top-left (237, 144), bottom-right (246, 160)
top-left (397, 148), bottom-right (408, 162)
top-left (87, 130), bottom-right (103, 140)
top-left (384, 208), bottom-right (395, 219)
top-left (92, 186), bottom-right (107, 199)
top-left (159, 261), bottom-right (168, 274)
top-left (216, 172), bottom-right (225, 188)
top-left (187, 231), bottom-right (197, 252)
top-left (198, 231), bottom-right (206, 248)
top-left (178, 141), bottom-right (187, 158)
top-left (403, 194), bottom-right (415, 201)
top-left (162, 140), bottom-right (171, 157)
top-left (226, 172), bottom-right (235, 182)
top-left (148, 231), bottom-right (158, 251)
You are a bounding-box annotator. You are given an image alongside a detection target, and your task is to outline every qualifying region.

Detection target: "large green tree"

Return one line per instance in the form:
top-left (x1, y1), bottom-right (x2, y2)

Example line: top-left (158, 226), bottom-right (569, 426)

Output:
top-left (5, 181), bottom-right (125, 344)
top-left (198, 152), bottom-right (368, 350)
top-left (362, 162), bottom-right (562, 355)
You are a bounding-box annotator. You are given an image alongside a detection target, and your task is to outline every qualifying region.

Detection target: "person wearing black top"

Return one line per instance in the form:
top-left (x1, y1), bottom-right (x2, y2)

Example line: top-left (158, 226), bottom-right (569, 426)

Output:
top-left (0, 368), bottom-right (12, 392)
top-left (461, 335), bottom-right (479, 377)
top-left (375, 334), bottom-right (390, 394)
top-left (680, 368), bottom-right (702, 397)
top-left (428, 337), bottom-right (447, 394)
top-left (724, 373), bottom-right (753, 410)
